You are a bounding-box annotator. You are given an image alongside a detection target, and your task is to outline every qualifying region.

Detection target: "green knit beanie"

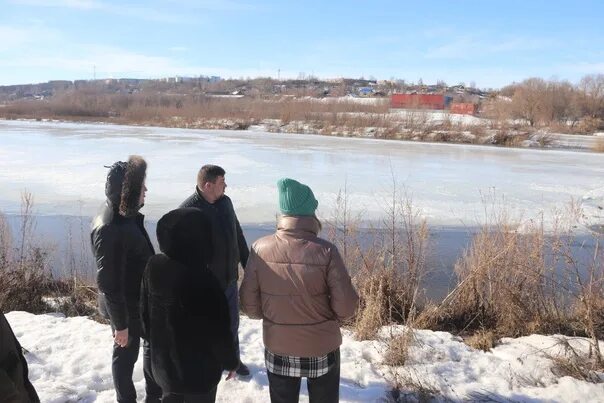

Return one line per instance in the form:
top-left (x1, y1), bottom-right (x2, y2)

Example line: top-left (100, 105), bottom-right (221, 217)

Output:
top-left (277, 178), bottom-right (318, 216)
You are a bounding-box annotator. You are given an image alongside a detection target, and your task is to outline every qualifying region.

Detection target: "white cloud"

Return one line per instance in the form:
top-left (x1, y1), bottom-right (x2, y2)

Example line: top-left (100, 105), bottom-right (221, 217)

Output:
top-left (0, 24), bottom-right (62, 52)
top-left (424, 36), bottom-right (477, 59)
top-left (8, 0), bottom-right (191, 23)
top-left (0, 26), bottom-right (32, 51)
top-left (164, 0), bottom-right (258, 12)
top-left (425, 35), bottom-right (552, 59)
top-left (8, 0), bottom-right (103, 9)
top-left (0, 43), bottom-right (283, 81)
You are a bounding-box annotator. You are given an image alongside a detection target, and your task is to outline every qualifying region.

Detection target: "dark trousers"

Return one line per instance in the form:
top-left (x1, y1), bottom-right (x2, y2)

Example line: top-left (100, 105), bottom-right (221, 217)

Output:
top-left (161, 386), bottom-right (218, 403)
top-left (111, 324), bottom-right (162, 403)
top-left (267, 351), bottom-right (340, 403)
top-left (225, 282), bottom-right (240, 361)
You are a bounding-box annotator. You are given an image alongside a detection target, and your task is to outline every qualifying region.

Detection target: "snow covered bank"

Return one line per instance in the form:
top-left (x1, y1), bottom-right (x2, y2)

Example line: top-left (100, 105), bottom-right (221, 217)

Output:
top-left (6, 311), bottom-right (603, 402)
top-left (375, 327), bottom-right (604, 402)
top-left (388, 109), bottom-right (486, 126)
top-left (5, 312), bottom-right (388, 402)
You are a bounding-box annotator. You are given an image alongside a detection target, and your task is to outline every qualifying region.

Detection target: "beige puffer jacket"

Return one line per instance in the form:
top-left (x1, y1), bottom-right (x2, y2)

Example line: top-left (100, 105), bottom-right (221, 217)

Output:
top-left (239, 215), bottom-right (359, 357)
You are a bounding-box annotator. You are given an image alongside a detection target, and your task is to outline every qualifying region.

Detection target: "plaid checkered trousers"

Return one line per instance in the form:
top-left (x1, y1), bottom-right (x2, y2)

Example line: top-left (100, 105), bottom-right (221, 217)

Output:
top-left (265, 348), bottom-right (338, 378)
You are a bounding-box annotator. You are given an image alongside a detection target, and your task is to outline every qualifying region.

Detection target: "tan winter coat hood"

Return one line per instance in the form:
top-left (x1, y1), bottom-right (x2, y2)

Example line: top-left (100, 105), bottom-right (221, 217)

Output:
top-left (239, 215), bottom-right (359, 357)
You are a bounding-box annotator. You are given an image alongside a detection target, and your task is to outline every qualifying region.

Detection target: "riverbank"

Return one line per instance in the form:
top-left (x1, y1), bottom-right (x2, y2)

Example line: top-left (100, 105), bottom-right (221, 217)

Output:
top-left (6, 311), bottom-right (604, 402)
top-left (2, 111), bottom-right (602, 152)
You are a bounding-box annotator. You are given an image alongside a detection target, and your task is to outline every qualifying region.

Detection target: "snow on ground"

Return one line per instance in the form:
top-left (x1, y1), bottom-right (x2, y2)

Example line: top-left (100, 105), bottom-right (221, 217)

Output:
top-left (388, 109), bottom-right (486, 125)
top-left (6, 311), bottom-right (604, 402)
top-left (376, 327), bottom-right (604, 402)
top-left (5, 311), bottom-right (388, 403)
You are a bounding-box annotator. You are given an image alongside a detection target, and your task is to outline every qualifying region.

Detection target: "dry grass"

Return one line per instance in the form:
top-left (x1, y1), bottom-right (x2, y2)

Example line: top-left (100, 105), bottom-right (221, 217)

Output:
top-left (416, 201), bottom-right (562, 337)
top-left (383, 327), bottom-right (415, 366)
top-left (412, 199), bottom-right (604, 373)
top-left (465, 330), bottom-right (498, 351)
top-left (546, 337), bottom-right (604, 383)
top-left (330, 183), bottom-right (602, 349)
top-left (327, 186), bottom-right (604, 396)
top-left (353, 269), bottom-right (390, 340)
top-left (489, 130), bottom-right (530, 147)
top-left (325, 183), bottom-right (602, 403)
top-left (325, 180), bottom-right (430, 341)
top-left (384, 369), bottom-right (441, 403)
top-left (0, 192), bottom-right (97, 316)
top-left (358, 191), bottom-right (429, 339)
top-left (0, 92), bottom-right (388, 126)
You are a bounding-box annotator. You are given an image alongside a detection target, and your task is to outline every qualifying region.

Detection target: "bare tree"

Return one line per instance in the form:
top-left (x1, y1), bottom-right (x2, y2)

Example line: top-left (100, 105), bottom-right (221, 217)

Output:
top-left (511, 78), bottom-right (548, 127)
top-left (578, 74), bottom-right (604, 119)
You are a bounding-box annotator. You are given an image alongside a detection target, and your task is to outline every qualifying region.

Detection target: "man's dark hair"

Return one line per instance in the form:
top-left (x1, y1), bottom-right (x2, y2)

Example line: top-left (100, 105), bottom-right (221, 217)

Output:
top-left (197, 165), bottom-right (226, 188)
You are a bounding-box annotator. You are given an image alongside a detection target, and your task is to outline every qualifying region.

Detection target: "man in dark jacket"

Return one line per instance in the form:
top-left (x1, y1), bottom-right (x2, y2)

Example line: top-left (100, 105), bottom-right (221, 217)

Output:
top-left (0, 312), bottom-right (40, 403)
top-left (141, 208), bottom-right (239, 402)
top-left (91, 155), bottom-right (161, 403)
top-left (180, 165), bottom-right (250, 376)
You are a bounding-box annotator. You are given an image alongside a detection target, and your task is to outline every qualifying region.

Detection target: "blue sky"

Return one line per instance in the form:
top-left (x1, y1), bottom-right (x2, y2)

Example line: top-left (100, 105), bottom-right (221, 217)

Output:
top-left (1, 0), bottom-right (603, 88)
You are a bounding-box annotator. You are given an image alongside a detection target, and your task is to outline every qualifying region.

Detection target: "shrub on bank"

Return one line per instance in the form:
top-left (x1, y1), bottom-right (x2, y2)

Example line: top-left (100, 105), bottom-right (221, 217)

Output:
top-left (0, 198), bottom-right (97, 317)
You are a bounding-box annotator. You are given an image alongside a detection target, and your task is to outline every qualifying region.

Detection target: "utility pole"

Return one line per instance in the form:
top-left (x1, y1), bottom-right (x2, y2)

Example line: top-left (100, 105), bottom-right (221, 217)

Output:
top-left (278, 69), bottom-right (280, 81)
top-left (93, 65), bottom-right (96, 81)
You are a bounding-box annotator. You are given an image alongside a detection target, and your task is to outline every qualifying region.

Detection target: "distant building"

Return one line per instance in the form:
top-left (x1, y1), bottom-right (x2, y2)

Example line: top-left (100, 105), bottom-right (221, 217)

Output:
top-left (358, 86), bottom-right (374, 96)
top-left (450, 102), bottom-right (478, 115)
top-left (390, 93), bottom-right (452, 110)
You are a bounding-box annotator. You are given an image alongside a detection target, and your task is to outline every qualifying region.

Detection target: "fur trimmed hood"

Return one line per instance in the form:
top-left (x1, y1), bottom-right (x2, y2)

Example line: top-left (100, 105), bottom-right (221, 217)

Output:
top-left (119, 155), bottom-right (147, 217)
top-left (103, 156), bottom-right (147, 216)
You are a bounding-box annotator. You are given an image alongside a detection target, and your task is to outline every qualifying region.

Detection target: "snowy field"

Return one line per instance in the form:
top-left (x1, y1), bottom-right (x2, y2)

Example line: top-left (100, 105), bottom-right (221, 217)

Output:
top-left (388, 109), bottom-right (485, 125)
top-left (1, 120), bottom-right (603, 230)
top-left (6, 311), bottom-right (604, 402)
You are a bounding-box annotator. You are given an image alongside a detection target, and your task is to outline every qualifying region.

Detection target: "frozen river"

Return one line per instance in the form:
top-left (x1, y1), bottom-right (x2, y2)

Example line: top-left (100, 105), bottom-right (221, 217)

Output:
top-left (1, 119), bottom-right (603, 227)
top-left (1, 120), bottom-right (602, 298)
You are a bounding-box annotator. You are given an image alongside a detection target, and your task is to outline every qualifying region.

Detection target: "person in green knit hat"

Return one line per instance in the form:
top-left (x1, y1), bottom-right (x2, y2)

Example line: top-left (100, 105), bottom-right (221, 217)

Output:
top-left (277, 177), bottom-right (319, 217)
top-left (240, 178), bottom-right (359, 403)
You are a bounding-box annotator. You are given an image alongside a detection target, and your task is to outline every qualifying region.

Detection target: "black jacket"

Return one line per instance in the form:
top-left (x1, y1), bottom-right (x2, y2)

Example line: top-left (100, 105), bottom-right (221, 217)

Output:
top-left (91, 203), bottom-right (155, 331)
top-left (0, 312), bottom-right (40, 403)
top-left (141, 208), bottom-right (238, 394)
top-left (180, 188), bottom-right (249, 290)
top-left (91, 157), bottom-right (154, 331)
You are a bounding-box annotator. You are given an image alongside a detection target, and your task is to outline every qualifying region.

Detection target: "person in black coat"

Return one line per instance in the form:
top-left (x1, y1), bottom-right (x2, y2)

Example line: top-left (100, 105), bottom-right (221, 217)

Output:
top-left (180, 164), bottom-right (250, 376)
top-left (0, 312), bottom-right (39, 403)
top-left (90, 155), bottom-right (161, 403)
top-left (141, 208), bottom-right (238, 403)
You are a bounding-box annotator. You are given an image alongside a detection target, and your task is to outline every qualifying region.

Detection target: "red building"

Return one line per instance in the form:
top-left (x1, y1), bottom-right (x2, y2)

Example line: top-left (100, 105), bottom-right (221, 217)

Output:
top-left (450, 102), bottom-right (478, 115)
top-left (390, 93), bottom-right (447, 110)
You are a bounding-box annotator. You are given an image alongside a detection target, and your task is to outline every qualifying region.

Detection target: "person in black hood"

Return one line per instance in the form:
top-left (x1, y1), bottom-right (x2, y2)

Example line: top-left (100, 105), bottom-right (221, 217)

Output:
top-left (90, 155), bottom-right (162, 403)
top-left (0, 312), bottom-right (40, 403)
top-left (141, 208), bottom-right (238, 403)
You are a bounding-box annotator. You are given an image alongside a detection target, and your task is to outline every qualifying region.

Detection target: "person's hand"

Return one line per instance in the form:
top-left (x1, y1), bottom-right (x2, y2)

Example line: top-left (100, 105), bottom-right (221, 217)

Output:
top-left (114, 328), bottom-right (129, 347)
top-left (225, 370), bottom-right (237, 381)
